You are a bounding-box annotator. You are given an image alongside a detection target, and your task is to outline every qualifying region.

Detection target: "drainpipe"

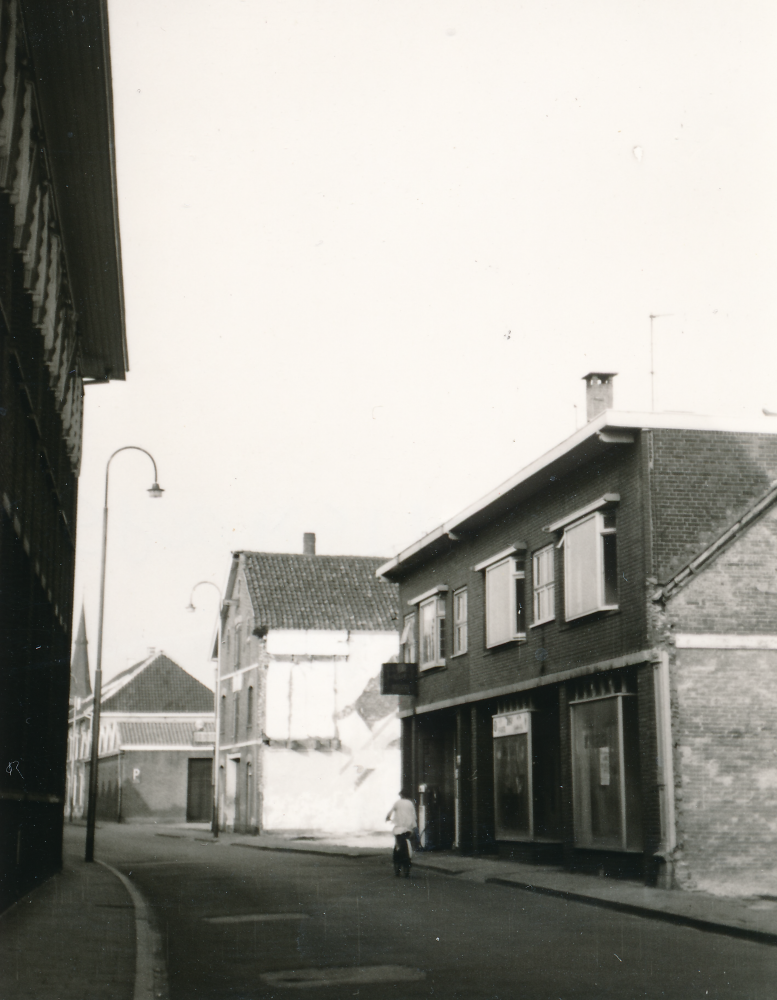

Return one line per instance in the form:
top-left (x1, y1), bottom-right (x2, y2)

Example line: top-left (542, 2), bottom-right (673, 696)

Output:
top-left (653, 650), bottom-right (676, 885)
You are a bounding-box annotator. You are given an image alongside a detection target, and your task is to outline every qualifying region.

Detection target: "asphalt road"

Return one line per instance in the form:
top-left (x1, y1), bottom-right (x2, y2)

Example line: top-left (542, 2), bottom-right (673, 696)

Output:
top-left (96, 825), bottom-right (775, 1000)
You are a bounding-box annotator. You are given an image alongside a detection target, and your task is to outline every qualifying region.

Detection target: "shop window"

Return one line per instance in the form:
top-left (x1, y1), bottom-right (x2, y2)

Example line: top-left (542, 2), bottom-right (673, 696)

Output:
top-left (453, 588), bottom-right (468, 655)
top-left (493, 711), bottom-right (533, 840)
top-left (401, 613), bottom-right (416, 663)
top-left (570, 693), bottom-right (642, 852)
top-left (419, 595), bottom-right (446, 669)
top-left (532, 545), bottom-right (555, 625)
top-left (485, 557), bottom-right (525, 648)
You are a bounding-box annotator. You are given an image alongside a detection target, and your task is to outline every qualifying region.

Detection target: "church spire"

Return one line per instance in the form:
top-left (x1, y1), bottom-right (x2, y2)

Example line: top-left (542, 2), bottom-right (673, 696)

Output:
top-left (70, 606), bottom-right (92, 701)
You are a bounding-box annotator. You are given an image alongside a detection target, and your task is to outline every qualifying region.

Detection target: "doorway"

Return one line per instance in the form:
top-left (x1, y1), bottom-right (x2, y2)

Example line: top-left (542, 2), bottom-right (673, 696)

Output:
top-left (186, 758), bottom-right (213, 822)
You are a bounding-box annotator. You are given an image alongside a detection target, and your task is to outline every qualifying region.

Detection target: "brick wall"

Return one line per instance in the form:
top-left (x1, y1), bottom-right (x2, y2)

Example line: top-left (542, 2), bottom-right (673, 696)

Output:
top-left (396, 437), bottom-right (649, 709)
top-left (667, 502), bottom-right (777, 633)
top-left (650, 429), bottom-right (777, 582)
top-left (668, 647), bottom-right (777, 892)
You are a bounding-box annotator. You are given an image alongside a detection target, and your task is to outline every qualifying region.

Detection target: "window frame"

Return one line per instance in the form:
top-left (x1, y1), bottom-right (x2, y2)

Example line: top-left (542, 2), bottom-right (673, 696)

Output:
top-left (419, 594), bottom-right (446, 670)
top-left (452, 587), bottom-right (468, 656)
top-left (484, 555), bottom-right (526, 649)
top-left (532, 544), bottom-right (555, 626)
top-left (401, 613), bottom-right (417, 664)
top-left (563, 509), bottom-right (618, 622)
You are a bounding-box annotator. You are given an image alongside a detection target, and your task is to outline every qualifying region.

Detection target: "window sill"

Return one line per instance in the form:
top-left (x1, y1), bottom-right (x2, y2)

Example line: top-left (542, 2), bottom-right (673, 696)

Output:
top-left (419, 660), bottom-right (447, 671)
top-left (565, 604), bottom-right (619, 623)
top-left (450, 650), bottom-right (468, 658)
top-left (485, 635), bottom-right (527, 650)
top-left (530, 618), bottom-right (555, 628)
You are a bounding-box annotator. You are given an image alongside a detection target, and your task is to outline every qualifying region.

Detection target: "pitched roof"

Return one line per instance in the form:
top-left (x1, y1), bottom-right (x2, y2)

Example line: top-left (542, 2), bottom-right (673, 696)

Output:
top-left (99, 652), bottom-right (214, 713)
top-left (654, 480), bottom-right (777, 602)
top-left (240, 552), bottom-right (399, 631)
top-left (69, 607), bottom-right (92, 700)
top-left (118, 721), bottom-right (214, 746)
top-left (378, 410), bottom-right (777, 580)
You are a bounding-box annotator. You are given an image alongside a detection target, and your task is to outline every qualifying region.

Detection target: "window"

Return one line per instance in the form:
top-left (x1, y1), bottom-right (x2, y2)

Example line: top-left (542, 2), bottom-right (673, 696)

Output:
top-left (563, 510), bottom-right (618, 621)
top-left (453, 588), bottom-right (468, 655)
top-left (247, 686), bottom-right (253, 730)
top-left (220, 695), bottom-right (226, 736)
top-left (419, 595), bottom-right (446, 669)
top-left (532, 545), bottom-right (555, 625)
top-left (235, 623), bottom-right (242, 669)
top-left (485, 557), bottom-right (526, 648)
top-left (233, 693), bottom-right (240, 740)
top-left (401, 613), bottom-right (417, 663)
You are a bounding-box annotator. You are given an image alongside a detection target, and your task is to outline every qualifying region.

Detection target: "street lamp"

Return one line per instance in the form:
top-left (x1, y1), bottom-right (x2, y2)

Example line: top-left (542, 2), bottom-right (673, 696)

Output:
top-left (85, 446), bottom-right (164, 863)
top-left (186, 581), bottom-right (223, 837)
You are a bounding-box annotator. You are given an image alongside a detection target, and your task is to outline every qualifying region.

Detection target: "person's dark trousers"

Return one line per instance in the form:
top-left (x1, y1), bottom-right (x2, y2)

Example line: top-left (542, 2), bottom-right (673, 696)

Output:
top-left (393, 833), bottom-right (411, 876)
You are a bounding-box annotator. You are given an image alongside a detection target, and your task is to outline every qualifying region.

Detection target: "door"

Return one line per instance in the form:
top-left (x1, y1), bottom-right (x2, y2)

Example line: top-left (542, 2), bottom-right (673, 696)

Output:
top-left (186, 758), bottom-right (213, 822)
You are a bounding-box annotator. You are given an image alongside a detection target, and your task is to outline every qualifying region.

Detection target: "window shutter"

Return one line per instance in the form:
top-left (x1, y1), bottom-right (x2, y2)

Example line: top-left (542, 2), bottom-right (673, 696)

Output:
top-left (564, 515), bottom-right (600, 619)
top-left (486, 559), bottom-right (512, 647)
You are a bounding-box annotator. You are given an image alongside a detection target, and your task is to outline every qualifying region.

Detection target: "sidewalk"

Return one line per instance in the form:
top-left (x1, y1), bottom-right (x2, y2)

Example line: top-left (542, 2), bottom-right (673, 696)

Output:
top-left (0, 828), bottom-right (136, 1000)
top-left (174, 824), bottom-right (777, 947)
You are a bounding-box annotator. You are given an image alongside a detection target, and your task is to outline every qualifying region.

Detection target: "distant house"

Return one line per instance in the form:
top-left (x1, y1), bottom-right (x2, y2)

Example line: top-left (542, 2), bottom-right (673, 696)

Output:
top-left (216, 533), bottom-right (400, 835)
top-left (68, 649), bottom-right (215, 824)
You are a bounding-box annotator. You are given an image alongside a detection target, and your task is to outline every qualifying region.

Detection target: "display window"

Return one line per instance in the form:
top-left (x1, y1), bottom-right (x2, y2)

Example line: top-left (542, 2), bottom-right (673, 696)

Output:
top-left (570, 692), bottom-right (642, 852)
top-left (493, 711), bottom-right (533, 840)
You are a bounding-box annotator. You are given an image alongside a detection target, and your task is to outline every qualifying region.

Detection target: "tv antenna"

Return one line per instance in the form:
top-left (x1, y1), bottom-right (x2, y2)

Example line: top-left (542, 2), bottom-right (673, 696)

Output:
top-left (649, 314), bottom-right (672, 411)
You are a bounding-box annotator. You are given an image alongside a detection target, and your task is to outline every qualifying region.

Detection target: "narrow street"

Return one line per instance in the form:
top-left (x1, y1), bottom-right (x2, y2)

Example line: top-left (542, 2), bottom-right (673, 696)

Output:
top-left (91, 825), bottom-right (774, 1000)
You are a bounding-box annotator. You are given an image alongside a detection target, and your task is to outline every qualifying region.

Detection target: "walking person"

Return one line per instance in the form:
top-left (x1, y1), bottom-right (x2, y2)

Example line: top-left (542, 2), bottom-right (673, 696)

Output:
top-left (386, 789), bottom-right (417, 877)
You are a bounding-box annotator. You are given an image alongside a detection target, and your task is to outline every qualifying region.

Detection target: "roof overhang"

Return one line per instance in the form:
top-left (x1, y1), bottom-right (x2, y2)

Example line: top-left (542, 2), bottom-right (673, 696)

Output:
top-left (20, 0), bottom-right (127, 379)
top-left (378, 410), bottom-right (777, 581)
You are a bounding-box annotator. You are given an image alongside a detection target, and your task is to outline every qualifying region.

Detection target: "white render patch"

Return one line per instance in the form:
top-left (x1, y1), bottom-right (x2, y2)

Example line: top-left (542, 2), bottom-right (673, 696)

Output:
top-left (204, 913), bottom-right (310, 924)
top-left (674, 634), bottom-right (777, 650)
top-left (267, 630), bottom-right (349, 657)
top-left (261, 966), bottom-right (426, 988)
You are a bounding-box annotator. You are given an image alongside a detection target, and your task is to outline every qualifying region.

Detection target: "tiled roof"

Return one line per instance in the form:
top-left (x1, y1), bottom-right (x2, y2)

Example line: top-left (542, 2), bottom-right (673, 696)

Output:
top-left (241, 553), bottom-right (399, 631)
top-left (101, 653), bottom-right (215, 713)
top-left (119, 721), bottom-right (214, 746)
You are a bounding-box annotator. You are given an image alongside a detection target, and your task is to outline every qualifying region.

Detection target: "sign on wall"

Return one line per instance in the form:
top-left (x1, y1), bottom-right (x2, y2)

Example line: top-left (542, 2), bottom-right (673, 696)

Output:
top-left (381, 662), bottom-right (418, 697)
top-left (493, 711), bottom-right (530, 738)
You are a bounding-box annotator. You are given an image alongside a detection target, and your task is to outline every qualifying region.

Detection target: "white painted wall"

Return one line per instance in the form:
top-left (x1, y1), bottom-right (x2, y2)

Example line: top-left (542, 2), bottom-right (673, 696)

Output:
top-left (262, 629), bottom-right (401, 833)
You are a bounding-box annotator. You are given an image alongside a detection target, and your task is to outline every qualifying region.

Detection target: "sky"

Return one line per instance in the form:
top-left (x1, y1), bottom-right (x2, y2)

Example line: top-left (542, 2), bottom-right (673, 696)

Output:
top-left (73, 0), bottom-right (777, 689)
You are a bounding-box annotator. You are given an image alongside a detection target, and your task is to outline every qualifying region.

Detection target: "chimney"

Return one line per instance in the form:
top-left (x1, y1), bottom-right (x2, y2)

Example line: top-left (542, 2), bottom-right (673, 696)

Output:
top-left (303, 532), bottom-right (316, 556)
top-left (583, 372), bottom-right (617, 421)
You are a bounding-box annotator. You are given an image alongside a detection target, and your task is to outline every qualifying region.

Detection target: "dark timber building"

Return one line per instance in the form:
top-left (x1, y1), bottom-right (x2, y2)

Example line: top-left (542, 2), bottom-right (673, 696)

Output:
top-left (0, 0), bottom-right (126, 908)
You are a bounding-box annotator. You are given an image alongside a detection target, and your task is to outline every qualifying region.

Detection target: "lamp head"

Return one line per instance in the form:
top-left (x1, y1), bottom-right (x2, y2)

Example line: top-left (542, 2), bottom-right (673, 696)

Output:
top-left (148, 482), bottom-right (164, 499)
top-left (185, 602), bottom-right (196, 613)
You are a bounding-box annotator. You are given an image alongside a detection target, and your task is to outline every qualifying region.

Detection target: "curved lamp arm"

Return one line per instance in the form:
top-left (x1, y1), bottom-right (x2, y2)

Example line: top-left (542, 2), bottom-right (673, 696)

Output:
top-left (104, 445), bottom-right (163, 505)
top-left (187, 580), bottom-right (222, 612)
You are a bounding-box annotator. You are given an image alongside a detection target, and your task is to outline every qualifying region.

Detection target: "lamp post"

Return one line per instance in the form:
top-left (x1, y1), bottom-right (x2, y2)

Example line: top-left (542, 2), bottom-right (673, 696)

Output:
top-left (85, 447), bottom-right (164, 863)
top-left (186, 581), bottom-right (223, 837)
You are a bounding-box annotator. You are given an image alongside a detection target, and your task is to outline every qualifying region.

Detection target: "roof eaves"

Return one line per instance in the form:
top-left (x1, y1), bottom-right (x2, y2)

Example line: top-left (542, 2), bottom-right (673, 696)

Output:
top-left (378, 410), bottom-right (777, 580)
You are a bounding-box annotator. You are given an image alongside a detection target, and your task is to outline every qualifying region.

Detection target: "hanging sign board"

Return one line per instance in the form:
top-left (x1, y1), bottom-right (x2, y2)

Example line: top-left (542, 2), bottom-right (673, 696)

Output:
top-left (381, 662), bottom-right (418, 697)
top-left (492, 710), bottom-right (530, 738)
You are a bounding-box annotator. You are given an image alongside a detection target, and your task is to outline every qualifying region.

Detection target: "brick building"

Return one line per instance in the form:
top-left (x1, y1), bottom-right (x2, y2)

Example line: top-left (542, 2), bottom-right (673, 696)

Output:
top-left (0, 0), bottom-right (126, 907)
top-left (67, 650), bottom-right (215, 825)
top-left (216, 535), bottom-right (400, 835)
top-left (378, 374), bottom-right (777, 891)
